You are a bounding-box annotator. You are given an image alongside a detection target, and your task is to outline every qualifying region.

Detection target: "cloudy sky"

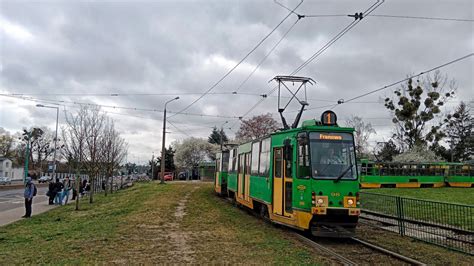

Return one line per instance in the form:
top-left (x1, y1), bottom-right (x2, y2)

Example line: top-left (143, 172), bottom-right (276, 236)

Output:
top-left (0, 0), bottom-right (472, 164)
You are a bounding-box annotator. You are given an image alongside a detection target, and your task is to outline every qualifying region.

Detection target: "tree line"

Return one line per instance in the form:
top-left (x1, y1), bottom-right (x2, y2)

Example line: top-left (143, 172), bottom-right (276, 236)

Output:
top-left (0, 105), bottom-right (128, 209)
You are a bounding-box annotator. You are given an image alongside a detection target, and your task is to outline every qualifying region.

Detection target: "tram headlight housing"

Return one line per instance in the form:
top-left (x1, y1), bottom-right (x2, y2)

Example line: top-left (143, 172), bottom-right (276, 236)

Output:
top-left (344, 196), bottom-right (357, 208)
top-left (315, 196), bottom-right (328, 207)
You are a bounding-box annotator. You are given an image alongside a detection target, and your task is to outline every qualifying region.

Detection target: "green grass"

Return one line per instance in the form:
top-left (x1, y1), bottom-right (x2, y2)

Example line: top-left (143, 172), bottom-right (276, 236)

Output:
top-left (361, 187), bottom-right (474, 205)
top-left (360, 188), bottom-right (473, 231)
top-left (0, 182), bottom-right (328, 264)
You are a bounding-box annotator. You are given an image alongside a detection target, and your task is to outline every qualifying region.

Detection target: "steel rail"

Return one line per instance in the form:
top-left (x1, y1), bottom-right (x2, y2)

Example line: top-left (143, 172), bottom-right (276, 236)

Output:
top-left (350, 237), bottom-right (426, 265)
top-left (292, 233), bottom-right (357, 265)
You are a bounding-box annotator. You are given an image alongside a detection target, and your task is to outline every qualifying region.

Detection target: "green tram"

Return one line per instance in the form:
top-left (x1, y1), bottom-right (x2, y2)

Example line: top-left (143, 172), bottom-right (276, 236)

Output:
top-left (215, 151), bottom-right (230, 195)
top-left (214, 111), bottom-right (361, 237)
top-left (359, 160), bottom-right (473, 188)
top-left (446, 163), bottom-right (473, 187)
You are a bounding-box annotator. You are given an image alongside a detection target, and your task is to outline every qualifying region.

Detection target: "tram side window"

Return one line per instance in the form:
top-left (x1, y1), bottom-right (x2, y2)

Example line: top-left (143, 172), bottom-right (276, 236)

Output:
top-left (245, 153), bottom-right (251, 175)
top-left (216, 158), bottom-right (221, 173)
top-left (238, 154), bottom-right (244, 174)
top-left (251, 142), bottom-right (260, 175)
top-left (274, 149), bottom-right (282, 177)
top-left (231, 149), bottom-right (238, 173)
top-left (259, 138), bottom-right (271, 176)
top-left (222, 152), bottom-right (230, 172)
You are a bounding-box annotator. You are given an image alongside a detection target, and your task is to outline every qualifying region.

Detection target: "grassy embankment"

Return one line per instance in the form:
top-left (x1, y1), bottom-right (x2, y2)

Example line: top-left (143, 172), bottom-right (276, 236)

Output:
top-left (0, 182), bottom-right (329, 264)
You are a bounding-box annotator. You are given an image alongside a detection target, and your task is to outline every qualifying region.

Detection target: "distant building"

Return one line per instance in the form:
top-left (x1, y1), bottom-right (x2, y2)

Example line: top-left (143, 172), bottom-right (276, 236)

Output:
top-left (11, 167), bottom-right (24, 181)
top-left (0, 157), bottom-right (13, 178)
top-left (198, 162), bottom-right (215, 181)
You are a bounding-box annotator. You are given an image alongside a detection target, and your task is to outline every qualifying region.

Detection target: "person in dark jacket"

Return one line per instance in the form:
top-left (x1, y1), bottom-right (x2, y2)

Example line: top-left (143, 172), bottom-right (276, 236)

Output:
top-left (53, 178), bottom-right (64, 205)
top-left (47, 180), bottom-right (55, 205)
top-left (80, 179), bottom-right (87, 197)
top-left (22, 176), bottom-right (36, 218)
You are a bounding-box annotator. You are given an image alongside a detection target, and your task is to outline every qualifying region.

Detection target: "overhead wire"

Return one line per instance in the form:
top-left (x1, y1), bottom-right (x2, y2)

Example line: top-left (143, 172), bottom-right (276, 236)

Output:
top-left (233, 17), bottom-right (301, 94)
top-left (0, 94), bottom-right (240, 119)
top-left (334, 53), bottom-right (474, 107)
top-left (169, 0), bottom-right (304, 118)
top-left (230, 0), bottom-right (384, 129)
top-left (368, 14), bottom-right (474, 22)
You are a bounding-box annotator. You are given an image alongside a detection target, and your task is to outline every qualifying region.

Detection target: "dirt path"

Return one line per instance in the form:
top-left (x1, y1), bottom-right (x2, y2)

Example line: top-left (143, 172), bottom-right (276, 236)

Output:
top-left (167, 191), bottom-right (194, 263)
top-left (110, 184), bottom-right (199, 264)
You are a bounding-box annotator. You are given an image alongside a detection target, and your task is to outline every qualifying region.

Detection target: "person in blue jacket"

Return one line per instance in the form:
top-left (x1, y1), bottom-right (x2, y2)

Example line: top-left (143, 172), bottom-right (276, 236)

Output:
top-left (23, 175), bottom-right (36, 218)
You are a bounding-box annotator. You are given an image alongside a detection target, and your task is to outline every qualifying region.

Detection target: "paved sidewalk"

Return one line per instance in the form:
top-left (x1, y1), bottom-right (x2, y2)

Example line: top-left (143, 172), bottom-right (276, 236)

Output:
top-left (0, 201), bottom-right (57, 227)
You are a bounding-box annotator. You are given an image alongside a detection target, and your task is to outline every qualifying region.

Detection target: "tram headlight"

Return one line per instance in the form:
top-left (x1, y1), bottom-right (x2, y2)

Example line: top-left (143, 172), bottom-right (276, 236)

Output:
top-left (344, 196), bottom-right (357, 207)
top-left (315, 196), bottom-right (328, 207)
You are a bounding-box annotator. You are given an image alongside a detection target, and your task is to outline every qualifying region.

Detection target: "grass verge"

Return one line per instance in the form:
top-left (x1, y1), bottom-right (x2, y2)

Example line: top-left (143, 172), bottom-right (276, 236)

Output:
top-left (0, 182), bottom-right (328, 264)
top-left (361, 187), bottom-right (473, 205)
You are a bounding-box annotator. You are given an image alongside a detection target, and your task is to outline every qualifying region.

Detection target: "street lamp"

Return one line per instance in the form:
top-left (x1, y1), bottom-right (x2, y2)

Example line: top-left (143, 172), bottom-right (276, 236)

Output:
top-left (36, 104), bottom-right (59, 181)
top-left (160, 97), bottom-right (179, 184)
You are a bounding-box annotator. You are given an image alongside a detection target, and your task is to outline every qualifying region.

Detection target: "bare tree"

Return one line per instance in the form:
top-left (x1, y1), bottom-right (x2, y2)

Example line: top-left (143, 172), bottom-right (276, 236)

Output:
top-left (101, 118), bottom-right (127, 196)
top-left (82, 106), bottom-right (107, 204)
top-left (63, 105), bottom-right (128, 207)
top-left (345, 116), bottom-right (376, 158)
top-left (63, 106), bottom-right (88, 210)
top-left (0, 128), bottom-right (15, 158)
top-left (236, 113), bottom-right (279, 142)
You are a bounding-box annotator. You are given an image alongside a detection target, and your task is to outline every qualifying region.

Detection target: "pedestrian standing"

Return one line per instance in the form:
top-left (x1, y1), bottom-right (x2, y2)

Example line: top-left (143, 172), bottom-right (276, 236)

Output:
top-left (22, 175), bottom-right (36, 218)
top-left (80, 179), bottom-right (87, 197)
top-left (62, 176), bottom-right (72, 204)
top-left (47, 180), bottom-right (55, 205)
top-left (53, 178), bottom-right (64, 205)
top-left (71, 176), bottom-right (78, 200)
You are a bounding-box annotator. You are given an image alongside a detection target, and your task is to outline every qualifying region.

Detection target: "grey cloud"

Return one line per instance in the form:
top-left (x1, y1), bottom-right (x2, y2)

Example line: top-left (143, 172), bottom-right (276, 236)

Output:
top-left (1, 0), bottom-right (472, 161)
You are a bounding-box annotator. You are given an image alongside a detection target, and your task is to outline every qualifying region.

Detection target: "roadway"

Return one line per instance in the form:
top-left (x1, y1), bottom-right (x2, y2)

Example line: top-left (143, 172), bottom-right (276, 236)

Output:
top-left (0, 185), bottom-right (49, 212)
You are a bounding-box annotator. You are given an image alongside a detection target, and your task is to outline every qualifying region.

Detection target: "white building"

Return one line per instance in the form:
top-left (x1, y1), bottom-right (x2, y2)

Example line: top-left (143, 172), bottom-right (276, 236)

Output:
top-left (0, 157), bottom-right (13, 178)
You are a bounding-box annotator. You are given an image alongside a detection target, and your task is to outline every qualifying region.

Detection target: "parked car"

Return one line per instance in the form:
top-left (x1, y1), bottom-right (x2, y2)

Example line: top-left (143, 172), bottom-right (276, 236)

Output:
top-left (164, 174), bottom-right (173, 181)
top-left (0, 176), bottom-right (12, 185)
top-left (38, 176), bottom-right (53, 183)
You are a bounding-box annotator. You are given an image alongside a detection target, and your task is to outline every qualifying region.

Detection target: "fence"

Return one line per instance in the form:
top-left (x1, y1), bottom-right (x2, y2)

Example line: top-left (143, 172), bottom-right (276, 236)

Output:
top-left (359, 192), bottom-right (473, 255)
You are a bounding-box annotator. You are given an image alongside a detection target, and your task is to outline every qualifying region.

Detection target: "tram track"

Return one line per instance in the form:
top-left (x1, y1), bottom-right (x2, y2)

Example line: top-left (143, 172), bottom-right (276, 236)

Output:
top-left (219, 194), bottom-right (427, 264)
top-left (293, 232), bottom-right (426, 265)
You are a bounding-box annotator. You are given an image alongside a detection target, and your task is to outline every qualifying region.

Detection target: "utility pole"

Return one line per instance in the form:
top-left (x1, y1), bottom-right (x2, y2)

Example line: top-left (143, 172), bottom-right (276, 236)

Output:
top-left (220, 121), bottom-right (228, 152)
top-left (37, 104), bottom-right (59, 181)
top-left (151, 152), bottom-right (154, 179)
top-left (23, 131), bottom-right (32, 184)
top-left (160, 97), bottom-right (179, 184)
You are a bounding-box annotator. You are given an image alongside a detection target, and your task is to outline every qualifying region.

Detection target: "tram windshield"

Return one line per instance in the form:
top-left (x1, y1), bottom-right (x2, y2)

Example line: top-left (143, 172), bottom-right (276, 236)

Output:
top-left (309, 132), bottom-right (357, 180)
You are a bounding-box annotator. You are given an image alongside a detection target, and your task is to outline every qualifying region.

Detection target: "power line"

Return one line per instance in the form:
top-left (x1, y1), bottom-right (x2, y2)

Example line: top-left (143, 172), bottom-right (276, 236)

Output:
top-left (336, 53), bottom-right (474, 106)
top-left (169, 0), bottom-right (304, 118)
top-left (301, 13), bottom-right (474, 22)
top-left (368, 14), bottom-right (474, 22)
top-left (292, 0), bottom-right (383, 75)
top-left (3, 91), bottom-right (240, 97)
top-left (233, 18), bottom-right (301, 94)
top-left (0, 94), bottom-right (240, 119)
top-left (167, 120), bottom-right (192, 137)
top-left (234, 0), bottom-right (384, 122)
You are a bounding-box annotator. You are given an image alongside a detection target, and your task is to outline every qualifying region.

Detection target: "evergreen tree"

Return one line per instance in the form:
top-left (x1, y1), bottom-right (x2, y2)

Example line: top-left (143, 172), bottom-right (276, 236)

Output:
top-left (208, 127), bottom-right (228, 145)
top-left (157, 145), bottom-right (176, 172)
top-left (443, 102), bottom-right (473, 162)
top-left (374, 140), bottom-right (400, 162)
